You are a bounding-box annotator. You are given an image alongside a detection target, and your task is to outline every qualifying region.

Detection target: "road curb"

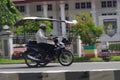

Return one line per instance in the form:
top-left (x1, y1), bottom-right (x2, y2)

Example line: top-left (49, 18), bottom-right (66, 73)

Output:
top-left (0, 70), bottom-right (120, 80)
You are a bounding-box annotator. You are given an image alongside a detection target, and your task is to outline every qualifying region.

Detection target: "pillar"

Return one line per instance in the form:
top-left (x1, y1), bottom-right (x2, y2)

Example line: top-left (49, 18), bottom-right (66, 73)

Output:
top-left (60, 2), bottom-right (66, 37)
top-left (116, 0), bottom-right (120, 34)
top-left (91, 0), bottom-right (97, 25)
top-left (26, 3), bottom-right (30, 16)
top-left (77, 36), bottom-right (82, 57)
top-left (43, 2), bottom-right (48, 17)
top-left (0, 25), bottom-right (13, 59)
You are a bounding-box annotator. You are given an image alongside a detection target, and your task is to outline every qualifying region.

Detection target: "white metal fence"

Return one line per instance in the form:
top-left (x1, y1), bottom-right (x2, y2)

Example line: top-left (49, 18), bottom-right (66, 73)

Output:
top-left (13, 33), bottom-right (36, 44)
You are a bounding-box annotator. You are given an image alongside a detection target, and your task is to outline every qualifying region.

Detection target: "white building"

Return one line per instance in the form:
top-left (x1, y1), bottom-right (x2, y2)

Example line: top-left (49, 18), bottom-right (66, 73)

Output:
top-left (12, 0), bottom-right (120, 42)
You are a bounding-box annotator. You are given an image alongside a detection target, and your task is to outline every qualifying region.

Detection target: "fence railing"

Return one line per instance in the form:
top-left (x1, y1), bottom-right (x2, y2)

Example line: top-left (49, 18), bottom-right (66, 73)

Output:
top-left (0, 40), bottom-right (3, 56)
top-left (109, 42), bottom-right (120, 54)
top-left (13, 33), bottom-right (36, 44)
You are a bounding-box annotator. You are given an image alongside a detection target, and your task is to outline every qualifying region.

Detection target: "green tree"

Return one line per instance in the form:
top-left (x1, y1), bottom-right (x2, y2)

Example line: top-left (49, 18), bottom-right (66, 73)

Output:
top-left (15, 20), bottom-right (52, 35)
top-left (0, 0), bottom-right (52, 34)
top-left (0, 0), bottom-right (21, 31)
top-left (71, 13), bottom-right (104, 46)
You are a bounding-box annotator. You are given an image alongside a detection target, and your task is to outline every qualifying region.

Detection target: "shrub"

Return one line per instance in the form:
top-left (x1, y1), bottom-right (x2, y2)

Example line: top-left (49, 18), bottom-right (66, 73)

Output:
top-left (110, 56), bottom-right (120, 61)
top-left (71, 13), bottom-right (104, 46)
top-left (89, 57), bottom-right (103, 62)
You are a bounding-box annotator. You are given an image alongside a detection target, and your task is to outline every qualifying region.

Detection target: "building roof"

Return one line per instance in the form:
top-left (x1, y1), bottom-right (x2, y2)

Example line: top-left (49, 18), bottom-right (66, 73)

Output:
top-left (12, 0), bottom-right (25, 1)
top-left (11, 0), bottom-right (27, 4)
top-left (12, 0), bottom-right (64, 4)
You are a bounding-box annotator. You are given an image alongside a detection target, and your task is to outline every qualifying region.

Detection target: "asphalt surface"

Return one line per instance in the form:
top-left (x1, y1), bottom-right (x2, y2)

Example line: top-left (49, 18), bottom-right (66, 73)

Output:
top-left (0, 62), bottom-right (120, 73)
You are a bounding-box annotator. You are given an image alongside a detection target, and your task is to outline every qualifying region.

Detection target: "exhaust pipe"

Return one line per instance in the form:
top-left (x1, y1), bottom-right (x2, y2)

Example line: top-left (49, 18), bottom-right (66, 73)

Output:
top-left (27, 55), bottom-right (43, 62)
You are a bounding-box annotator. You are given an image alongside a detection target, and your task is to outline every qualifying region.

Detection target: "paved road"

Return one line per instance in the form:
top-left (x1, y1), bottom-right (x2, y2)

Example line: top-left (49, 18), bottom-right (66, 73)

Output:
top-left (0, 62), bottom-right (120, 73)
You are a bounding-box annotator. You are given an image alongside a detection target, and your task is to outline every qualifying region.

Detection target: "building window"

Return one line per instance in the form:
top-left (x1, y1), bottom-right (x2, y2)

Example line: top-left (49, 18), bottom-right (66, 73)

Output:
top-left (75, 2), bottom-right (80, 9)
top-left (107, 1), bottom-right (112, 7)
top-left (102, 13), bottom-right (117, 15)
top-left (113, 13), bottom-right (117, 15)
top-left (75, 2), bottom-right (91, 9)
top-left (108, 13), bottom-right (112, 15)
top-left (65, 3), bottom-right (69, 10)
top-left (102, 13), bottom-right (107, 16)
top-left (101, 0), bottom-right (117, 8)
top-left (36, 5), bottom-right (42, 11)
top-left (101, 1), bottom-right (106, 8)
top-left (86, 2), bottom-right (91, 8)
top-left (48, 4), bottom-right (52, 11)
top-left (113, 1), bottom-right (117, 7)
top-left (16, 6), bottom-right (25, 12)
top-left (81, 2), bottom-right (85, 9)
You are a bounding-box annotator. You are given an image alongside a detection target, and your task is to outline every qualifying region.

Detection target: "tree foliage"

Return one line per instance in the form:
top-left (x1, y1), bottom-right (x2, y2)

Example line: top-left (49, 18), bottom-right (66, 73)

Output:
top-left (0, 0), bottom-right (52, 34)
top-left (15, 20), bottom-right (52, 35)
top-left (0, 0), bottom-right (21, 30)
top-left (71, 13), bottom-right (104, 46)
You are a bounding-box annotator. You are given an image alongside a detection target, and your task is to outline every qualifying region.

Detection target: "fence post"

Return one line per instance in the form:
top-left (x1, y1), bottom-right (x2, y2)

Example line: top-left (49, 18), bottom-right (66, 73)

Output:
top-left (77, 36), bottom-right (82, 57)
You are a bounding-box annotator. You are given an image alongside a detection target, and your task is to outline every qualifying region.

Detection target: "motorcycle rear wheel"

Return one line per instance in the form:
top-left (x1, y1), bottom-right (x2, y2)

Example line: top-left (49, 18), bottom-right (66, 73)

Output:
top-left (58, 50), bottom-right (74, 66)
top-left (39, 62), bottom-right (49, 67)
top-left (23, 51), bottom-right (39, 67)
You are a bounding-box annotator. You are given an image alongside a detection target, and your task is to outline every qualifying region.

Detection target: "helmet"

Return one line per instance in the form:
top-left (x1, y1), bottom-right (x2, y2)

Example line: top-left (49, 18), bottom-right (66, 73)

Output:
top-left (40, 24), bottom-right (46, 30)
top-left (40, 24), bottom-right (46, 27)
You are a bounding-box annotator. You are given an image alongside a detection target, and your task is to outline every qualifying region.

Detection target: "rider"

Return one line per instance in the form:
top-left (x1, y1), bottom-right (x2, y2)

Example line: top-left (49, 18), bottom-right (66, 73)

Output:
top-left (35, 24), bottom-right (55, 60)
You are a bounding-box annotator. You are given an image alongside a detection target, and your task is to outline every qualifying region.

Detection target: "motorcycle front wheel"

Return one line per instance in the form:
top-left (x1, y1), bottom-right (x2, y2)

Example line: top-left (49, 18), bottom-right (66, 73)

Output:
top-left (23, 51), bottom-right (39, 67)
top-left (58, 50), bottom-right (74, 66)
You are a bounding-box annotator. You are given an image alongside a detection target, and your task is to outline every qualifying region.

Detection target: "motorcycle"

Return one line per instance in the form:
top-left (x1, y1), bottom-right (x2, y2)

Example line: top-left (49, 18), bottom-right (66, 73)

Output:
top-left (22, 37), bottom-right (74, 67)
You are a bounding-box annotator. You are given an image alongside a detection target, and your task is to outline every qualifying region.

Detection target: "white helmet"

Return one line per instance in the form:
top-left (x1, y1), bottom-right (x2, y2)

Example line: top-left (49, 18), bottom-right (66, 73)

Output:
top-left (40, 23), bottom-right (46, 30)
top-left (40, 24), bottom-right (46, 27)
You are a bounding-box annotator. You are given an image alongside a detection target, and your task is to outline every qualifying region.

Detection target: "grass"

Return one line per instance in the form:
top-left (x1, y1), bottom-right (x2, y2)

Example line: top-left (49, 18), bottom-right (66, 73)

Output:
top-left (0, 58), bottom-right (25, 64)
top-left (74, 56), bottom-right (104, 62)
top-left (74, 56), bottom-right (120, 62)
top-left (110, 56), bottom-right (120, 61)
top-left (0, 56), bottom-right (120, 64)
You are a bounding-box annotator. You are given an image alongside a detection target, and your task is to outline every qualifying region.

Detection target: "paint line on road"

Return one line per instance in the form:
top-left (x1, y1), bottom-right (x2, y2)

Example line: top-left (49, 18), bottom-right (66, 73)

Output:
top-left (0, 71), bottom-right (44, 74)
top-left (0, 69), bottom-right (118, 74)
top-left (43, 70), bottom-right (70, 73)
top-left (90, 68), bottom-right (118, 71)
top-left (0, 70), bottom-right (70, 74)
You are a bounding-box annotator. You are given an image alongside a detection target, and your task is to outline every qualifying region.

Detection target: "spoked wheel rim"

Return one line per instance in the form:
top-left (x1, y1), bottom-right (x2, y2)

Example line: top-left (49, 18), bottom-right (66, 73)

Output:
top-left (58, 50), bottom-right (73, 66)
top-left (24, 52), bottom-right (39, 67)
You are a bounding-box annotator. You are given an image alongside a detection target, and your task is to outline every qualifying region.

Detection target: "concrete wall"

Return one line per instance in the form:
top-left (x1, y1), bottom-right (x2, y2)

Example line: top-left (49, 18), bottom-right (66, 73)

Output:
top-left (0, 70), bottom-right (120, 80)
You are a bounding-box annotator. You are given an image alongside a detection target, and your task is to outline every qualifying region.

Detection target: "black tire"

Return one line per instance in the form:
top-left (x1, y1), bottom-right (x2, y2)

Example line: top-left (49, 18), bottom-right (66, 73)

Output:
top-left (38, 54), bottom-right (49, 67)
top-left (58, 50), bottom-right (74, 66)
top-left (102, 56), bottom-right (110, 62)
top-left (23, 51), bottom-right (39, 67)
top-left (39, 61), bottom-right (49, 67)
top-left (101, 50), bottom-right (111, 62)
